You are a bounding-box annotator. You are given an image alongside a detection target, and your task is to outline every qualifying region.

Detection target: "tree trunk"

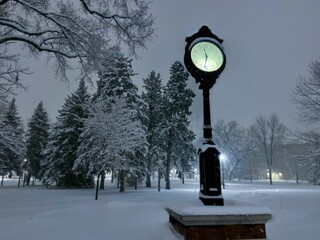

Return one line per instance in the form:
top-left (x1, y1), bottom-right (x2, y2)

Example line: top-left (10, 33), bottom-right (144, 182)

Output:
top-left (134, 176), bottom-right (138, 190)
top-left (249, 157), bottom-right (253, 183)
top-left (146, 173), bottom-right (151, 188)
top-left (295, 165), bottom-right (299, 184)
top-left (100, 170), bottom-right (105, 190)
top-left (146, 156), bottom-right (152, 187)
top-left (18, 175), bottom-right (21, 188)
top-left (146, 172), bottom-right (151, 187)
top-left (249, 166), bottom-right (253, 183)
top-left (181, 172), bottom-right (185, 184)
top-left (165, 158), bottom-right (170, 190)
top-left (158, 168), bottom-right (161, 192)
top-left (26, 173), bottom-right (31, 186)
top-left (23, 173), bottom-right (26, 187)
top-left (111, 170), bottom-right (114, 183)
top-left (117, 170), bottom-right (120, 188)
top-left (165, 129), bottom-right (173, 190)
top-left (1, 174), bottom-right (4, 186)
top-left (165, 146), bottom-right (172, 190)
top-left (95, 174), bottom-right (100, 200)
top-left (268, 167), bottom-right (273, 185)
top-left (119, 169), bottom-right (125, 192)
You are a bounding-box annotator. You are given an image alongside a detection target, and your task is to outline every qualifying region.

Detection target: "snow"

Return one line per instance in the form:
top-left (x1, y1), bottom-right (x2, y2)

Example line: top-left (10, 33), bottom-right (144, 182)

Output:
top-left (172, 206), bottom-right (271, 216)
top-left (1, 179), bottom-right (320, 240)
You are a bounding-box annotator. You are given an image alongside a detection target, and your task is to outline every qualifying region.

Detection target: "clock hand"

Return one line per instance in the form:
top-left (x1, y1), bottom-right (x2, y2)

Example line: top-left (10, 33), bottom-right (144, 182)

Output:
top-left (204, 49), bottom-right (208, 69)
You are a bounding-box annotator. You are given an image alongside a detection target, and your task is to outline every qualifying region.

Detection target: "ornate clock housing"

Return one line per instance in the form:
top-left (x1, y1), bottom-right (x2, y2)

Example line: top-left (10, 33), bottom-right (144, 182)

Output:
top-left (184, 26), bottom-right (226, 88)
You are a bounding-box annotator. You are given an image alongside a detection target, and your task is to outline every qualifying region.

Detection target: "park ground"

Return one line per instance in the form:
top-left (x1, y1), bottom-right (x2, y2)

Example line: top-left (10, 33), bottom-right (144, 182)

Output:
top-left (1, 178), bottom-right (320, 240)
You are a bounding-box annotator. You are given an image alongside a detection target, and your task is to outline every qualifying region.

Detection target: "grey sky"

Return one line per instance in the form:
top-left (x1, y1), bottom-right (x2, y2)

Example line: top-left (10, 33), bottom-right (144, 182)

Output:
top-left (16, 0), bottom-right (320, 138)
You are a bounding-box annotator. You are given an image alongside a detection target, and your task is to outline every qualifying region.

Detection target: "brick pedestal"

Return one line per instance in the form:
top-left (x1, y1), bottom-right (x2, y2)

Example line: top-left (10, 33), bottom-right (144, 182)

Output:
top-left (166, 206), bottom-right (271, 240)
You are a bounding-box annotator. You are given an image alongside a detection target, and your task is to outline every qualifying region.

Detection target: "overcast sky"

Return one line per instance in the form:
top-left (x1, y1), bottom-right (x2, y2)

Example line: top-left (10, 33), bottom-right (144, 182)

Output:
top-left (15, 0), bottom-right (320, 138)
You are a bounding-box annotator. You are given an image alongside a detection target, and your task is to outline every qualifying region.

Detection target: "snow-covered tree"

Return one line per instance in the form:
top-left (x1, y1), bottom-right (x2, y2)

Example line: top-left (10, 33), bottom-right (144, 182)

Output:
top-left (162, 61), bottom-right (196, 189)
top-left (252, 114), bottom-right (287, 185)
top-left (93, 46), bottom-right (138, 105)
top-left (173, 128), bottom-right (197, 184)
top-left (141, 70), bottom-right (164, 187)
top-left (0, 98), bottom-right (25, 186)
top-left (41, 79), bottom-right (93, 187)
top-left (26, 101), bottom-right (50, 184)
top-left (0, 0), bottom-right (154, 94)
top-left (74, 97), bottom-right (147, 198)
top-left (92, 47), bottom-right (147, 189)
top-left (307, 153), bottom-right (320, 185)
top-left (0, 49), bottom-right (29, 103)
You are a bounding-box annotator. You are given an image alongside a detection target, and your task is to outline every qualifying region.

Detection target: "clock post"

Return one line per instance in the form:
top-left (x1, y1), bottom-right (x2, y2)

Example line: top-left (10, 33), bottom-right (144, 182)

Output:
top-left (184, 26), bottom-right (226, 205)
top-left (167, 26), bottom-right (271, 239)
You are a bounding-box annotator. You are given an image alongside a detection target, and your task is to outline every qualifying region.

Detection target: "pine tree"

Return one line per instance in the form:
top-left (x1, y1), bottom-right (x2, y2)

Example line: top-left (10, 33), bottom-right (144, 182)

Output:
top-left (141, 71), bottom-right (164, 187)
top-left (162, 61), bottom-right (196, 189)
top-left (92, 47), bottom-right (138, 105)
top-left (0, 98), bottom-right (25, 186)
top-left (41, 79), bottom-right (93, 187)
top-left (91, 47), bottom-right (147, 191)
top-left (26, 101), bottom-right (50, 184)
top-left (0, 107), bottom-right (9, 185)
top-left (174, 128), bottom-right (197, 184)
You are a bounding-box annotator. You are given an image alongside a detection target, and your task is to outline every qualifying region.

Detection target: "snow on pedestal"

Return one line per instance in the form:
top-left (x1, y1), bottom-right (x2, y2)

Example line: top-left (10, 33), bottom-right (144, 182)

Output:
top-left (166, 206), bottom-right (272, 240)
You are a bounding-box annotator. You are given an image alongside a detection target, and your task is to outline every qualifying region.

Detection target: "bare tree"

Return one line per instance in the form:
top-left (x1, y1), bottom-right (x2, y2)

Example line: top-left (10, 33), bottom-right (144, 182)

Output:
top-left (291, 59), bottom-right (320, 184)
top-left (291, 59), bottom-right (320, 125)
top-left (252, 114), bottom-right (287, 185)
top-left (0, 49), bottom-right (30, 103)
top-left (212, 119), bottom-right (253, 181)
top-left (0, 0), bottom-right (154, 97)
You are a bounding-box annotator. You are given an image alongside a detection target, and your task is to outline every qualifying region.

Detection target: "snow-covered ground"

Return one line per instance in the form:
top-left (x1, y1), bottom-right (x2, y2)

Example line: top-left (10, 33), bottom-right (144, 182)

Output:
top-left (1, 179), bottom-right (320, 240)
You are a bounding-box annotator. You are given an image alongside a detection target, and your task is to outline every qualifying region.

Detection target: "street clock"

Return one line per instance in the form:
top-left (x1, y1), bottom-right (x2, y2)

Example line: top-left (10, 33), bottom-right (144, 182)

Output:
top-left (184, 26), bottom-right (226, 87)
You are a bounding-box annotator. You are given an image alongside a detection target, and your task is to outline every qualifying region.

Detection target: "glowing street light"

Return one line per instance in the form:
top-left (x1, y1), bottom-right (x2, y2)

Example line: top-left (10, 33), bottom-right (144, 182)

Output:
top-left (219, 153), bottom-right (227, 189)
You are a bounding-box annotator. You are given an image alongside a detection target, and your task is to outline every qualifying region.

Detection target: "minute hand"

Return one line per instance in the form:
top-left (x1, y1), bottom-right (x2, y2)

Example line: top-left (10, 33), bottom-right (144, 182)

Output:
top-left (204, 49), bottom-right (208, 69)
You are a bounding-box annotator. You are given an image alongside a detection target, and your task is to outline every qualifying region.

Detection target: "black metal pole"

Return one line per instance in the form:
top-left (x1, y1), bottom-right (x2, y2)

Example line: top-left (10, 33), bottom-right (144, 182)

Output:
top-left (202, 86), bottom-right (213, 143)
top-left (199, 82), bottom-right (224, 206)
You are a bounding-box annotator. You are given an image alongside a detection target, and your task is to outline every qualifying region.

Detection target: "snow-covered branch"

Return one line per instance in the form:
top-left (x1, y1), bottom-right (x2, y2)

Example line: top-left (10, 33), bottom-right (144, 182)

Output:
top-left (0, 0), bottom-right (154, 87)
top-left (74, 97), bottom-right (147, 176)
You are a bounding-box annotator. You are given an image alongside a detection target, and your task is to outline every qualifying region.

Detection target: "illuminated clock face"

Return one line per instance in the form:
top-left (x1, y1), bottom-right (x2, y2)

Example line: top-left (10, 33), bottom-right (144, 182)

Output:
top-left (190, 41), bottom-right (224, 72)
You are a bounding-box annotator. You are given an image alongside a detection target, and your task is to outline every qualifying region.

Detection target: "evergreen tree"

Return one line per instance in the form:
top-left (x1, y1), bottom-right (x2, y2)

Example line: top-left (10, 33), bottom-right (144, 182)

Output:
top-left (141, 71), bottom-right (164, 187)
top-left (41, 79), bottom-right (93, 187)
top-left (92, 47), bottom-right (138, 105)
top-left (0, 98), bottom-right (25, 186)
top-left (174, 128), bottom-right (197, 184)
top-left (90, 47), bottom-right (147, 191)
top-left (162, 61), bottom-right (196, 189)
top-left (0, 106), bottom-right (9, 184)
top-left (26, 101), bottom-right (50, 184)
